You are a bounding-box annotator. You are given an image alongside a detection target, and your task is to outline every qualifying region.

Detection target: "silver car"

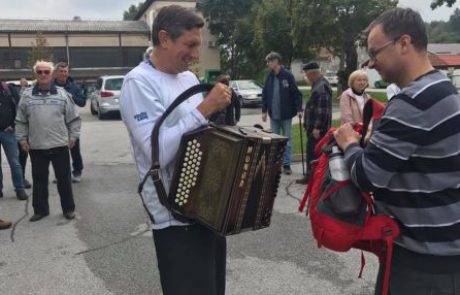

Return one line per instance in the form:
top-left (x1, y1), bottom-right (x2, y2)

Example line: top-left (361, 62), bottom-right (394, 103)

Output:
top-left (230, 80), bottom-right (263, 107)
top-left (89, 75), bottom-right (124, 119)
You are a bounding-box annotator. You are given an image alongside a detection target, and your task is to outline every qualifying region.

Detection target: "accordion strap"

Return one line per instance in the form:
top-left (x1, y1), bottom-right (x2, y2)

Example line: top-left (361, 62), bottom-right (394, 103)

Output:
top-left (140, 83), bottom-right (215, 211)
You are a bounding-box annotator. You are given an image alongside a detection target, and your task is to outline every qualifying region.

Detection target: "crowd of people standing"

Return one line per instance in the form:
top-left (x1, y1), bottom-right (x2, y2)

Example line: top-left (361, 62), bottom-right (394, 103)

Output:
top-left (1, 5), bottom-right (460, 295)
top-left (0, 61), bottom-right (86, 228)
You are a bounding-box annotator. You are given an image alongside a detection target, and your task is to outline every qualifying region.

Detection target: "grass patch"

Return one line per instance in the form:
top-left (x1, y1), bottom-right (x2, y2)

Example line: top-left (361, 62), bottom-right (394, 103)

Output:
top-left (292, 89), bottom-right (387, 154)
top-left (290, 119), bottom-right (341, 154)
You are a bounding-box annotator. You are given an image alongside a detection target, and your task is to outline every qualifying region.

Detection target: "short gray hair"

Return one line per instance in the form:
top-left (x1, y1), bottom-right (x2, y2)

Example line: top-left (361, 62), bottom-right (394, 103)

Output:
top-left (33, 60), bottom-right (54, 72)
top-left (265, 51), bottom-right (282, 62)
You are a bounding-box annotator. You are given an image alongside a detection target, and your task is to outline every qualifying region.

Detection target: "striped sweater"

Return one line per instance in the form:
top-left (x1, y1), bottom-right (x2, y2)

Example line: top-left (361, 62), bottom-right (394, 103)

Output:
top-left (344, 70), bottom-right (460, 272)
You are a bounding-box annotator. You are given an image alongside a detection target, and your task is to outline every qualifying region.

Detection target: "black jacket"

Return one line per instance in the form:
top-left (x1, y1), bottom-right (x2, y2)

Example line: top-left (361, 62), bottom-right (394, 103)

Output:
top-left (54, 77), bottom-right (86, 107)
top-left (262, 67), bottom-right (302, 120)
top-left (0, 82), bottom-right (20, 130)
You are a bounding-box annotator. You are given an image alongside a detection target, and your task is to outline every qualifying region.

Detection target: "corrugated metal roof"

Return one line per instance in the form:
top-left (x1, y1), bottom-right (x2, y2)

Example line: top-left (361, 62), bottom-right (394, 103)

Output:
top-left (0, 19), bottom-right (150, 33)
top-left (429, 53), bottom-right (460, 67)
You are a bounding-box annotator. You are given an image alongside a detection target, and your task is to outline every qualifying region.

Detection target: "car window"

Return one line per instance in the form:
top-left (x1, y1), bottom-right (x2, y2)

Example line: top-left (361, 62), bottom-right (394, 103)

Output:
top-left (104, 78), bottom-right (124, 91)
top-left (96, 79), bottom-right (103, 90)
top-left (238, 80), bottom-right (261, 91)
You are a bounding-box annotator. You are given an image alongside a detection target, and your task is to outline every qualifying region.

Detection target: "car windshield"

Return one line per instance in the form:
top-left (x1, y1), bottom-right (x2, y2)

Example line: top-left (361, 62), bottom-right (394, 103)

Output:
top-left (237, 80), bottom-right (261, 90)
top-left (104, 78), bottom-right (124, 91)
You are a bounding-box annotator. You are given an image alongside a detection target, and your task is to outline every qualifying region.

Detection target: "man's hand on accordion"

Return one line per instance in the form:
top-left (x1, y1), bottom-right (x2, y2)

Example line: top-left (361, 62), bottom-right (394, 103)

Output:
top-left (197, 82), bottom-right (231, 118)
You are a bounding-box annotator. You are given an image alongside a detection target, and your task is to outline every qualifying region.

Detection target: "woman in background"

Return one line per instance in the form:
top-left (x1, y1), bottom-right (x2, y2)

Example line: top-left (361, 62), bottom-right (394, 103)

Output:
top-left (339, 70), bottom-right (372, 125)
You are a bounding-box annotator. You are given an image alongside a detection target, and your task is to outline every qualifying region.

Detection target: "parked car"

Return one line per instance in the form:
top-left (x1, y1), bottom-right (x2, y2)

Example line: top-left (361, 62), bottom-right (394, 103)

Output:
top-left (89, 75), bottom-right (124, 119)
top-left (324, 71), bottom-right (338, 86)
top-left (229, 80), bottom-right (263, 107)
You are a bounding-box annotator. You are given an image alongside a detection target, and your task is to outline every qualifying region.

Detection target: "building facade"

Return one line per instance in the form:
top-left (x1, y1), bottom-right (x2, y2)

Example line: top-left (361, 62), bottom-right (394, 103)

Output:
top-left (134, 0), bottom-right (220, 77)
top-left (0, 19), bottom-right (150, 80)
top-left (0, 0), bottom-right (220, 81)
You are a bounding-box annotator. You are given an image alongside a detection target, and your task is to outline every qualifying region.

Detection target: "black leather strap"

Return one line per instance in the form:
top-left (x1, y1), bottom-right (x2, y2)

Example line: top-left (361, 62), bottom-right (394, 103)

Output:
top-left (139, 84), bottom-right (214, 211)
top-left (361, 99), bottom-right (375, 147)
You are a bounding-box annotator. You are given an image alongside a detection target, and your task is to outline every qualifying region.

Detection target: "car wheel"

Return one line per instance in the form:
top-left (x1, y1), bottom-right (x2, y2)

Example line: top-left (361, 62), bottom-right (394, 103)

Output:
top-left (97, 105), bottom-right (105, 120)
top-left (238, 96), bottom-right (245, 108)
top-left (90, 101), bottom-right (97, 115)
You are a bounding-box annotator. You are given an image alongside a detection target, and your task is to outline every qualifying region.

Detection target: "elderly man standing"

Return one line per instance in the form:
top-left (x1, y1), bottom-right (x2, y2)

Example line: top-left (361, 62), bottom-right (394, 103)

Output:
top-left (296, 62), bottom-right (332, 184)
top-left (262, 52), bottom-right (303, 175)
top-left (54, 62), bottom-right (86, 183)
top-left (16, 60), bottom-right (81, 222)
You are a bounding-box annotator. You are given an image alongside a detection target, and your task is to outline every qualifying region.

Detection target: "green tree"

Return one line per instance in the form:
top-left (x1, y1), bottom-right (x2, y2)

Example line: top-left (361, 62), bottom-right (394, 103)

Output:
top-left (431, 0), bottom-right (457, 8)
top-left (123, 1), bottom-right (145, 20)
top-left (253, 0), bottom-right (316, 69)
top-left (449, 8), bottom-right (460, 34)
top-left (428, 20), bottom-right (460, 42)
top-left (27, 32), bottom-right (52, 71)
top-left (307, 0), bottom-right (397, 91)
top-left (198, 0), bottom-right (262, 79)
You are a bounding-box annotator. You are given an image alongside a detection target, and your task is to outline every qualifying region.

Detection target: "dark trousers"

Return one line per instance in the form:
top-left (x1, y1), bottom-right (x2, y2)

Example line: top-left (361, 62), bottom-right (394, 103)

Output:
top-left (29, 147), bottom-right (75, 215)
top-left (70, 138), bottom-right (83, 175)
top-left (152, 224), bottom-right (227, 295)
top-left (306, 134), bottom-right (319, 176)
top-left (375, 259), bottom-right (460, 295)
top-left (18, 142), bottom-right (28, 178)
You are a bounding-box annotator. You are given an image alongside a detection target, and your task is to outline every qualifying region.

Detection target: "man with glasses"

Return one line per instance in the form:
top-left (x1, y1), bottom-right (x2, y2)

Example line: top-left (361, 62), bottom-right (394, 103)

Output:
top-left (334, 8), bottom-right (460, 294)
top-left (16, 60), bottom-right (81, 222)
top-left (54, 62), bottom-right (86, 183)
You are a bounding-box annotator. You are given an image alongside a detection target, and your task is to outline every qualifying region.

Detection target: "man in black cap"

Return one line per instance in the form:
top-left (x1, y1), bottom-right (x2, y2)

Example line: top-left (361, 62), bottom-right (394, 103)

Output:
top-left (262, 51), bottom-right (303, 175)
top-left (296, 62), bottom-right (332, 184)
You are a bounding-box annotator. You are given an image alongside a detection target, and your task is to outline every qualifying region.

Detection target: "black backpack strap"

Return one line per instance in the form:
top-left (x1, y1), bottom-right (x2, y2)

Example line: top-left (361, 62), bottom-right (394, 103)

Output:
top-left (360, 99), bottom-right (375, 147)
top-left (138, 83), bottom-right (214, 212)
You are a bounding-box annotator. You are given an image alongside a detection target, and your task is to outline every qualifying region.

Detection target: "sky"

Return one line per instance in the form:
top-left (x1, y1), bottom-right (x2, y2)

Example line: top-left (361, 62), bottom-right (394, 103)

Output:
top-left (0, 0), bottom-right (459, 22)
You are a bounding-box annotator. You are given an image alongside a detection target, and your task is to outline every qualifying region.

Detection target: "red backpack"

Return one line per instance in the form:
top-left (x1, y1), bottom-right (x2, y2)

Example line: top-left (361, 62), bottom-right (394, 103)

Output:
top-left (298, 99), bottom-right (399, 295)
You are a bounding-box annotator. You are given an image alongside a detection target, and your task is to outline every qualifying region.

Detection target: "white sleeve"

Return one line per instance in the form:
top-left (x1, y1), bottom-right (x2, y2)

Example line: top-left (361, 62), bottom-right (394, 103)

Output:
top-left (120, 77), bottom-right (207, 168)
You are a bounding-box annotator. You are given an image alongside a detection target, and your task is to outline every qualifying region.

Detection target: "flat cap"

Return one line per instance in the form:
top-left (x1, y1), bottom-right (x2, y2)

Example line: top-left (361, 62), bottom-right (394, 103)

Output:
top-left (302, 62), bottom-right (320, 71)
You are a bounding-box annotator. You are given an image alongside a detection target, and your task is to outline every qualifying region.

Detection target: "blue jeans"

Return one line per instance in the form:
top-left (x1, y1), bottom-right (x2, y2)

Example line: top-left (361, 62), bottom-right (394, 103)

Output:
top-left (70, 138), bottom-right (83, 175)
top-left (0, 130), bottom-right (24, 191)
top-left (270, 118), bottom-right (292, 167)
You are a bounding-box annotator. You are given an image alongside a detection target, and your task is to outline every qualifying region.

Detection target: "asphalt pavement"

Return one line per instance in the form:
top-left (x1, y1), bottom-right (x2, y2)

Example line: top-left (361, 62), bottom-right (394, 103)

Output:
top-left (0, 105), bottom-right (379, 295)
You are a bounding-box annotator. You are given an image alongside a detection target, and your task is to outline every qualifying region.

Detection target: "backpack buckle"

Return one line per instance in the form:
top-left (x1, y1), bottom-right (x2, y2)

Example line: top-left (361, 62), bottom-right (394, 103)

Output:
top-left (381, 226), bottom-right (394, 237)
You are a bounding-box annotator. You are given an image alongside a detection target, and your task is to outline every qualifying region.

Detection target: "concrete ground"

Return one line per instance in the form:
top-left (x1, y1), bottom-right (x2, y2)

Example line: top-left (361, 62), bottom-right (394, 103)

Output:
top-left (0, 104), bottom-right (379, 295)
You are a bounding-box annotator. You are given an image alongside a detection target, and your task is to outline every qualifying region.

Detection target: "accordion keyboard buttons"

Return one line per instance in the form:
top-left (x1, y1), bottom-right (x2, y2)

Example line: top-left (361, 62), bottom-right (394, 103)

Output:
top-left (174, 139), bottom-right (203, 206)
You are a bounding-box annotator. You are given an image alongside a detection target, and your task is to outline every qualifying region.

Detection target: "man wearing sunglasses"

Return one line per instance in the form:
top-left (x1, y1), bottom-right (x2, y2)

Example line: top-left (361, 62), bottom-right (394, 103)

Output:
top-left (334, 8), bottom-right (460, 294)
top-left (15, 60), bottom-right (81, 222)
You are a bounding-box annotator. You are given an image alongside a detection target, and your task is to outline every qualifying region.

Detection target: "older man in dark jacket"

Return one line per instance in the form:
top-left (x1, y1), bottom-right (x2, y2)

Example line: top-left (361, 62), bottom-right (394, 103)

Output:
top-left (262, 52), bottom-right (302, 175)
top-left (54, 62), bottom-right (85, 183)
top-left (296, 62), bottom-right (332, 184)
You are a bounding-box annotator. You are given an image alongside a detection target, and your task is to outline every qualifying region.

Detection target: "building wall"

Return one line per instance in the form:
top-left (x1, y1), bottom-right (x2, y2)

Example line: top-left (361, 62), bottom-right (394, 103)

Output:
top-left (138, 0), bottom-right (220, 77)
top-left (0, 32), bottom-right (149, 75)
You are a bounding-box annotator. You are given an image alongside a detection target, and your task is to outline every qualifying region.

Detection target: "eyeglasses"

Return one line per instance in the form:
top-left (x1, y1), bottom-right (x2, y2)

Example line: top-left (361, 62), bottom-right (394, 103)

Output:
top-left (368, 36), bottom-right (401, 62)
top-left (36, 70), bottom-right (51, 75)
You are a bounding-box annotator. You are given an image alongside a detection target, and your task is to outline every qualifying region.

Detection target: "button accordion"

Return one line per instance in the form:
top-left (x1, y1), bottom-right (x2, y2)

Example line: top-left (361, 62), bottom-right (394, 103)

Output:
top-left (168, 125), bottom-right (287, 235)
top-left (142, 84), bottom-right (288, 236)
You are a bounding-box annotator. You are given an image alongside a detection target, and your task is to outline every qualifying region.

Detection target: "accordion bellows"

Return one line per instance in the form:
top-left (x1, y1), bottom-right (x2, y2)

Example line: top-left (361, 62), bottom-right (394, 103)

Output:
top-left (169, 125), bottom-right (288, 235)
